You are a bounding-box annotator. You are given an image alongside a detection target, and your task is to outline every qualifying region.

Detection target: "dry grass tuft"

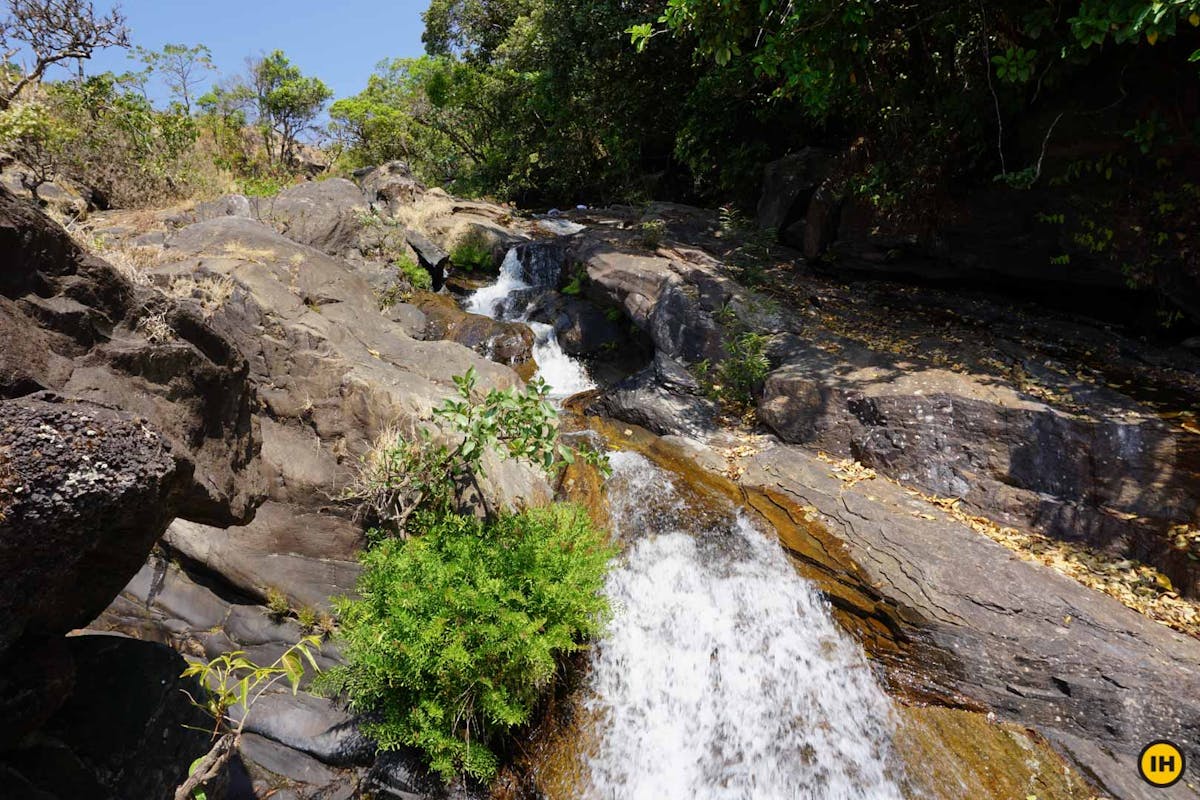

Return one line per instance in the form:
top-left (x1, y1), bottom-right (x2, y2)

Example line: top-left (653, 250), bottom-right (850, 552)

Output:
top-left (392, 196), bottom-right (455, 233)
top-left (167, 274), bottom-right (236, 318)
top-left (221, 241), bottom-right (278, 265)
top-left (84, 235), bottom-right (163, 287)
top-left (135, 310), bottom-right (175, 343)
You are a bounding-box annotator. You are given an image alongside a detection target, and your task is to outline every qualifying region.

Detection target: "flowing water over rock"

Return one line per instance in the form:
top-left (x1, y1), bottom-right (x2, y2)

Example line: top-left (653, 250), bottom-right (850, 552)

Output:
top-left (585, 451), bottom-right (904, 800)
top-left (466, 246), bottom-right (594, 398)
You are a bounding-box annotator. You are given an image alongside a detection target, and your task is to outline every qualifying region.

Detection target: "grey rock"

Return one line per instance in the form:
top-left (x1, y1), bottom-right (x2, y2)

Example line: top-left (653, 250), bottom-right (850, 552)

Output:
top-left (739, 443), bottom-right (1200, 800)
top-left (360, 161), bottom-right (426, 215)
top-left (0, 185), bottom-right (262, 524)
top-left (254, 179), bottom-right (370, 257)
top-left (756, 148), bottom-right (833, 235)
top-left (589, 353), bottom-right (717, 438)
top-left (238, 733), bottom-right (356, 800)
top-left (238, 691), bottom-right (375, 767)
top-left (758, 336), bottom-right (1199, 596)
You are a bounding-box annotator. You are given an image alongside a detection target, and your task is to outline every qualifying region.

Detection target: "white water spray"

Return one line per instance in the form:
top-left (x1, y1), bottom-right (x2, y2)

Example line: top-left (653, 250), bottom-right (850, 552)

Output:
top-left (465, 247), bottom-right (594, 399)
top-left (585, 452), bottom-right (904, 800)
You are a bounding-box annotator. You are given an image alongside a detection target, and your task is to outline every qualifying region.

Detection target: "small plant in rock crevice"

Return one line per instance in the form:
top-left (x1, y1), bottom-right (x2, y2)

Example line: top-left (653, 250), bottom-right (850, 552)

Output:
top-left (396, 253), bottom-right (433, 292)
top-left (342, 366), bottom-right (609, 536)
top-left (638, 218), bottom-right (666, 249)
top-left (175, 637), bottom-right (322, 800)
top-left (694, 329), bottom-right (771, 417)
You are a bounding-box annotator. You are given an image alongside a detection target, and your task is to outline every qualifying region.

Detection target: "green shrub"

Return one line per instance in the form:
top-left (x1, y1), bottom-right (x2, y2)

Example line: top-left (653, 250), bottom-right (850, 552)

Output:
top-left (236, 174), bottom-right (289, 197)
top-left (451, 236), bottom-right (495, 272)
top-left (319, 504), bottom-right (614, 782)
top-left (396, 254), bottom-right (433, 292)
top-left (696, 331), bottom-right (770, 414)
top-left (343, 367), bottom-right (608, 536)
top-left (639, 219), bottom-right (666, 250)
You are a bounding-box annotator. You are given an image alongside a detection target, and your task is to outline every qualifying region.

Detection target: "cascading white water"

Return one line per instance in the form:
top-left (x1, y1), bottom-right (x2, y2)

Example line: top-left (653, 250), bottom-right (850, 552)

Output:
top-left (466, 247), bottom-right (594, 399)
top-left (586, 452), bottom-right (904, 800)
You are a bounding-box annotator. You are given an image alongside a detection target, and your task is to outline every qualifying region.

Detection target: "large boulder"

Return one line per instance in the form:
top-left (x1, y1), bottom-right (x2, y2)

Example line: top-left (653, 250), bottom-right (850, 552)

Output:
top-left (0, 398), bottom-right (181, 660)
top-left (254, 179), bottom-right (370, 257)
top-left (572, 239), bottom-right (729, 364)
top-left (756, 148), bottom-right (832, 242)
top-left (89, 212), bottom-right (552, 793)
top-left (0, 185), bottom-right (263, 524)
top-left (758, 335), bottom-right (1200, 597)
top-left (359, 161), bottom-right (426, 215)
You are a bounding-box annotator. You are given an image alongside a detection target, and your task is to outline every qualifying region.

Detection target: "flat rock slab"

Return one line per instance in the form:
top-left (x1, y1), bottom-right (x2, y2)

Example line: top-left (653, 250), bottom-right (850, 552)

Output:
top-left (738, 443), bottom-right (1200, 800)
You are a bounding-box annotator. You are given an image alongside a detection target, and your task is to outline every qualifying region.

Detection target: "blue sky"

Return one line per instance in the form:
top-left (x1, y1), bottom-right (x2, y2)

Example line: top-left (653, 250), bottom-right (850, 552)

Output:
top-left (68, 0), bottom-right (429, 103)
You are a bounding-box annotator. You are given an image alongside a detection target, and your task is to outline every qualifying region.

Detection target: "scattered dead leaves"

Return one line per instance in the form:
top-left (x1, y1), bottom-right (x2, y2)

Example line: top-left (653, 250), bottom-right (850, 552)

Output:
top-left (906, 492), bottom-right (1200, 639)
top-left (819, 452), bottom-right (879, 487)
top-left (813, 451), bottom-right (1200, 637)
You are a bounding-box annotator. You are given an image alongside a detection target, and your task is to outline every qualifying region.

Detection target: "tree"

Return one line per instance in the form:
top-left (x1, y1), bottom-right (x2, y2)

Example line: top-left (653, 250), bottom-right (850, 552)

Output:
top-left (136, 42), bottom-right (214, 113)
top-left (0, 98), bottom-right (72, 201)
top-left (250, 50), bottom-right (330, 167)
top-left (0, 0), bottom-right (128, 109)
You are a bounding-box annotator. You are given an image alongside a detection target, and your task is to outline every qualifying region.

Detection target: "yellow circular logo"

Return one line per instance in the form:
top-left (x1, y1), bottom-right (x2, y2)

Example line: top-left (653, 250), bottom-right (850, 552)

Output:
top-left (1139, 740), bottom-right (1186, 788)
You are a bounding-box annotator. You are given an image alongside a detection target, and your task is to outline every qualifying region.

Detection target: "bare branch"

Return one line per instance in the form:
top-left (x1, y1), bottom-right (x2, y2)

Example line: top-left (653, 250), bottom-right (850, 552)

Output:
top-left (0, 0), bottom-right (129, 108)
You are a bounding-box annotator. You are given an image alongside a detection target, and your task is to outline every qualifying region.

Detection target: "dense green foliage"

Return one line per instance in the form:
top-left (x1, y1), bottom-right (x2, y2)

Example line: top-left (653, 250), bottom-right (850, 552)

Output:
top-left (321, 505), bottom-right (613, 782)
top-left (330, 368), bottom-right (615, 782)
top-left (1, 19), bottom-right (330, 209)
top-left (345, 366), bottom-right (607, 535)
top-left (327, 0), bottom-right (1200, 214)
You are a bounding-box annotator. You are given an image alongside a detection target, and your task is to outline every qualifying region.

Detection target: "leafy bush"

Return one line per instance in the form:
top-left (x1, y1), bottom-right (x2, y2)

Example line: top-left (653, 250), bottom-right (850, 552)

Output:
top-left (696, 330), bottom-right (770, 414)
top-left (450, 235), bottom-right (495, 272)
top-left (319, 505), bottom-right (614, 782)
top-left (397, 254), bottom-right (433, 292)
top-left (343, 367), bottom-right (608, 536)
top-left (236, 174), bottom-right (289, 197)
top-left (639, 219), bottom-right (666, 250)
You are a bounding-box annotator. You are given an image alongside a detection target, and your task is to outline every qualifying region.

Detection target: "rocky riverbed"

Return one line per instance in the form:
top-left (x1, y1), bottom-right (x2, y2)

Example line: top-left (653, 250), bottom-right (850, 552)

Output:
top-left (0, 164), bottom-right (1197, 799)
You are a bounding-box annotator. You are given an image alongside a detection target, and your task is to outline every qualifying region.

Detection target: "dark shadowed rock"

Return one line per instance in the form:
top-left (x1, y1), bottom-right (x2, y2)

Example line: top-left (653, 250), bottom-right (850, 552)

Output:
top-left (0, 635), bottom-right (211, 800)
top-left (237, 691), bottom-right (375, 768)
top-left (407, 230), bottom-right (450, 290)
top-left (525, 291), bottom-right (626, 356)
top-left (238, 733), bottom-right (357, 800)
top-left (0, 398), bottom-right (181, 657)
top-left (756, 148), bottom-right (832, 237)
top-left (589, 353), bottom-right (717, 437)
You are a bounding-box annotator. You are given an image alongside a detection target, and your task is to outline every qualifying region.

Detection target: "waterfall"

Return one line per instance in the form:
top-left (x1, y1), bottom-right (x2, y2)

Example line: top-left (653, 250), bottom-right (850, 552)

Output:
top-left (465, 246), bottom-right (594, 399)
top-left (585, 451), bottom-right (904, 800)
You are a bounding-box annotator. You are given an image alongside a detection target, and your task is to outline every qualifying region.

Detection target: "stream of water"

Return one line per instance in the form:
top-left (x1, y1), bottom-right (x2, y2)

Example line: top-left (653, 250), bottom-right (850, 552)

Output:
top-left (466, 247), bottom-right (594, 399)
top-left (465, 249), bottom-right (904, 799)
top-left (586, 452), bottom-right (904, 800)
